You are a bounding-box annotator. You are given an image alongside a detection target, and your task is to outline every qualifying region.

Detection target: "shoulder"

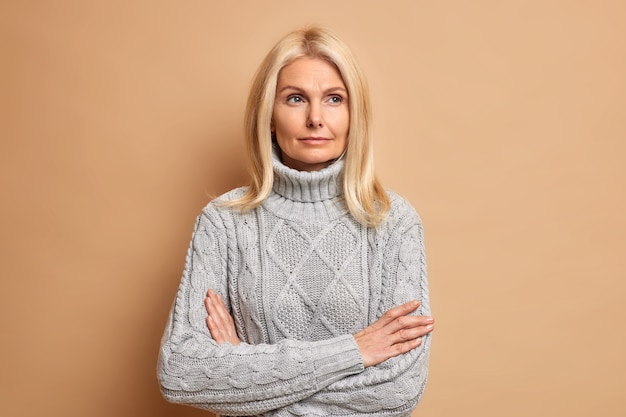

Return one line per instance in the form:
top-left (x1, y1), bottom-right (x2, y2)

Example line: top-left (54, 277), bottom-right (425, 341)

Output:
top-left (384, 190), bottom-right (423, 228)
top-left (200, 187), bottom-right (248, 214)
top-left (195, 186), bottom-right (250, 228)
top-left (210, 187), bottom-right (248, 206)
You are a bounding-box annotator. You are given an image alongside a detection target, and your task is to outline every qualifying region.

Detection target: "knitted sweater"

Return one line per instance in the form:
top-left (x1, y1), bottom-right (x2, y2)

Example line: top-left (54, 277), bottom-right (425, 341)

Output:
top-left (158, 153), bottom-right (431, 416)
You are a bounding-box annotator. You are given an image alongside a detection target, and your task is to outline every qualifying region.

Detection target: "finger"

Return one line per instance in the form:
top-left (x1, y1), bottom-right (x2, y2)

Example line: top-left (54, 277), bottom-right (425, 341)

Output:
top-left (392, 323), bottom-right (434, 344)
top-left (205, 297), bottom-right (221, 330)
top-left (204, 295), bottom-right (214, 316)
top-left (376, 300), bottom-right (421, 328)
top-left (214, 293), bottom-right (232, 321)
top-left (209, 292), bottom-right (234, 327)
top-left (212, 293), bottom-right (239, 340)
top-left (206, 299), bottom-right (235, 344)
top-left (377, 314), bottom-right (432, 338)
top-left (360, 301), bottom-right (422, 336)
top-left (390, 336), bottom-right (423, 356)
top-left (206, 290), bottom-right (240, 345)
top-left (205, 294), bottom-right (230, 337)
top-left (205, 289), bottom-right (214, 314)
top-left (205, 290), bottom-right (224, 318)
top-left (205, 293), bottom-right (220, 320)
top-left (206, 315), bottom-right (224, 344)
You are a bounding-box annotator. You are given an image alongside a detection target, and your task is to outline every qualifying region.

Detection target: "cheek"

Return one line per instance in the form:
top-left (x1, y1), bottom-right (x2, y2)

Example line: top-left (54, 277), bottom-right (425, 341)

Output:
top-left (333, 110), bottom-right (350, 135)
top-left (273, 109), bottom-right (300, 134)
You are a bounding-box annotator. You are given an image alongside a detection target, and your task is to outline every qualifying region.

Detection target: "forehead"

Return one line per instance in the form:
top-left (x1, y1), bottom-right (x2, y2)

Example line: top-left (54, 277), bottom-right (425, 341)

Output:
top-left (277, 57), bottom-right (346, 88)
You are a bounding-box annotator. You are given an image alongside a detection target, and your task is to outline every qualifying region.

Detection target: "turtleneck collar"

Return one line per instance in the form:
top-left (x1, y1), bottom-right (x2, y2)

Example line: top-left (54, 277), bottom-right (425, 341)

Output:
top-left (262, 147), bottom-right (347, 222)
top-left (271, 147), bottom-right (344, 202)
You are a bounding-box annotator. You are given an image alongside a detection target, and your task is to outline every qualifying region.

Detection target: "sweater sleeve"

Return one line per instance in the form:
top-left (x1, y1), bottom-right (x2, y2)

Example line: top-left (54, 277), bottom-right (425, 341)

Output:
top-left (266, 198), bottom-right (432, 416)
top-left (157, 207), bottom-right (364, 416)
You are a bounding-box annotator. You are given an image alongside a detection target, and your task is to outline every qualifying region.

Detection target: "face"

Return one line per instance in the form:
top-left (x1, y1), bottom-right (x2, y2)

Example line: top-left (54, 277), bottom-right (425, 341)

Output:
top-left (272, 57), bottom-right (349, 172)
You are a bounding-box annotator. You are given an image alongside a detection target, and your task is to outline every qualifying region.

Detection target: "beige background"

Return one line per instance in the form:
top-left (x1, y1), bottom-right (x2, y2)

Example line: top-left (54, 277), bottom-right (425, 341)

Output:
top-left (1, 1), bottom-right (625, 416)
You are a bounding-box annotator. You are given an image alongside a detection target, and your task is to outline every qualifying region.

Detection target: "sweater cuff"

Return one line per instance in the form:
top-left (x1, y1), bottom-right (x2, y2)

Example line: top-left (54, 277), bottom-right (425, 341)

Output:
top-left (310, 334), bottom-right (364, 388)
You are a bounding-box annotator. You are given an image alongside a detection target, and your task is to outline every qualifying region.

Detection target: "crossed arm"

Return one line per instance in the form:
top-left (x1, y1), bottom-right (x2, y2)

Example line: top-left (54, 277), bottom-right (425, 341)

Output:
top-left (203, 286), bottom-right (433, 416)
top-left (159, 201), bottom-right (434, 416)
top-left (205, 290), bottom-right (434, 369)
top-left (203, 203), bottom-right (435, 415)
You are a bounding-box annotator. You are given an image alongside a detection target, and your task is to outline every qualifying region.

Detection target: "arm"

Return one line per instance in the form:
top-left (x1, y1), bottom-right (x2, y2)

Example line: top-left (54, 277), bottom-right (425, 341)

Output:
top-left (202, 199), bottom-right (433, 416)
top-left (157, 208), bottom-right (364, 416)
top-left (274, 201), bottom-right (433, 416)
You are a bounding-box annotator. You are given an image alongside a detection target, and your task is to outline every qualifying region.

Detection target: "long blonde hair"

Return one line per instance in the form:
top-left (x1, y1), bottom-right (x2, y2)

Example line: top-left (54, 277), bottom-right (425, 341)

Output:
top-left (226, 26), bottom-right (390, 227)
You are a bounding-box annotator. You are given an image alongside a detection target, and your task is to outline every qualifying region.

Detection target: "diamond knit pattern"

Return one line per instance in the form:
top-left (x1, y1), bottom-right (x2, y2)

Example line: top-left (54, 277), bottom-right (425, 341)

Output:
top-left (267, 218), bottom-right (363, 341)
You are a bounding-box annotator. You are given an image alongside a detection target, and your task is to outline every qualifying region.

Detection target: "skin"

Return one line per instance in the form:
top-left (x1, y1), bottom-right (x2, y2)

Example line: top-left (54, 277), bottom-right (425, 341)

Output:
top-left (272, 57), bottom-right (350, 171)
top-left (204, 57), bottom-right (435, 367)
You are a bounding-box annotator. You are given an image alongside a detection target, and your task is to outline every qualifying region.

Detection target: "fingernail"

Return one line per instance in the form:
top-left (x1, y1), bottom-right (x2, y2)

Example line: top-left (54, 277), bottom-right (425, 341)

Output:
top-left (426, 324), bottom-right (434, 331)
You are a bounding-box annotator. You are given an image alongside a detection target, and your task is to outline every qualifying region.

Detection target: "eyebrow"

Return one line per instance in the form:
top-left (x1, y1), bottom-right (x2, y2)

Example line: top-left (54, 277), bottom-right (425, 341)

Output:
top-left (278, 85), bottom-right (348, 95)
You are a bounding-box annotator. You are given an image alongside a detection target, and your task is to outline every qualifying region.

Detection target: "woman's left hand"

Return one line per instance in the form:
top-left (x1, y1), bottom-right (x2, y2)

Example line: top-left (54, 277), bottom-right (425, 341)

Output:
top-left (204, 289), bottom-right (241, 345)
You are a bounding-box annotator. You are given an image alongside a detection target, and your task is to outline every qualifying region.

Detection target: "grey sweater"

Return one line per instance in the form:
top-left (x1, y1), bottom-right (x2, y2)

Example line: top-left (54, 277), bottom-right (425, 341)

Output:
top-left (158, 154), bottom-right (431, 416)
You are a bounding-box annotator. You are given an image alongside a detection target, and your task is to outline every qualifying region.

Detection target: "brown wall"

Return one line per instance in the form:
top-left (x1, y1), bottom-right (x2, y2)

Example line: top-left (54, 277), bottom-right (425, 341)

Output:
top-left (2, 1), bottom-right (625, 416)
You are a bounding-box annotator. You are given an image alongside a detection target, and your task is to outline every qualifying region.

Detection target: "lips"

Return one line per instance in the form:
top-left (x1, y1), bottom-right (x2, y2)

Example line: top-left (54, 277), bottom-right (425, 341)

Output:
top-left (299, 137), bottom-right (331, 143)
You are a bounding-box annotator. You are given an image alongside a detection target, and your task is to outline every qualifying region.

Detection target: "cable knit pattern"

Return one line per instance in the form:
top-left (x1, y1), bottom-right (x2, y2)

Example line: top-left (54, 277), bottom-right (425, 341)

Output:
top-left (158, 153), bottom-right (431, 416)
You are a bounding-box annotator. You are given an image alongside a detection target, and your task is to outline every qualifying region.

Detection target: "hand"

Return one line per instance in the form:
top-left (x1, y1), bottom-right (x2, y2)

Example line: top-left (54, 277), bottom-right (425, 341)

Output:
top-left (354, 300), bottom-right (434, 368)
top-left (204, 289), bottom-right (241, 345)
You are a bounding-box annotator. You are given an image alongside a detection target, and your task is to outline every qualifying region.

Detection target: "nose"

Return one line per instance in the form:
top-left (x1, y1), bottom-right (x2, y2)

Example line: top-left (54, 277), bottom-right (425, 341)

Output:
top-left (306, 103), bottom-right (323, 128)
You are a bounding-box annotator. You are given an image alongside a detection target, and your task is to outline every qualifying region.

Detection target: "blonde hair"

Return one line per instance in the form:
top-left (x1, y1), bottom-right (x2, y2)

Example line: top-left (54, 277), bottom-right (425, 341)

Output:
top-left (226, 26), bottom-right (390, 226)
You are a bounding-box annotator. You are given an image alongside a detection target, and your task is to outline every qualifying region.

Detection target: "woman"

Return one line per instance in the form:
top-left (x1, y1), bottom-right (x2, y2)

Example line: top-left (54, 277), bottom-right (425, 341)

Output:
top-left (158, 26), bottom-right (434, 416)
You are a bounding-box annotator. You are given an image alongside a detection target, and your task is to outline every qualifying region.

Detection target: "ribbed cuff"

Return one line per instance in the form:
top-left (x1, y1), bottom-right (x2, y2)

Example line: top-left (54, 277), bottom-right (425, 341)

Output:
top-left (309, 334), bottom-right (364, 388)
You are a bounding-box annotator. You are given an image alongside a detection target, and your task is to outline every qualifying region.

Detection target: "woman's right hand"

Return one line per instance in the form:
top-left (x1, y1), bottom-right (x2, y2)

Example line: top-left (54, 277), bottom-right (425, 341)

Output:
top-left (354, 300), bottom-right (434, 368)
top-left (205, 289), bottom-right (241, 345)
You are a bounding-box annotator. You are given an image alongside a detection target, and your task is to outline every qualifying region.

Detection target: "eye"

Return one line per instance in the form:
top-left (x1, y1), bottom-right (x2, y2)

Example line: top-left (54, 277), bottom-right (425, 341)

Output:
top-left (327, 95), bottom-right (344, 104)
top-left (287, 95), bottom-right (304, 103)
